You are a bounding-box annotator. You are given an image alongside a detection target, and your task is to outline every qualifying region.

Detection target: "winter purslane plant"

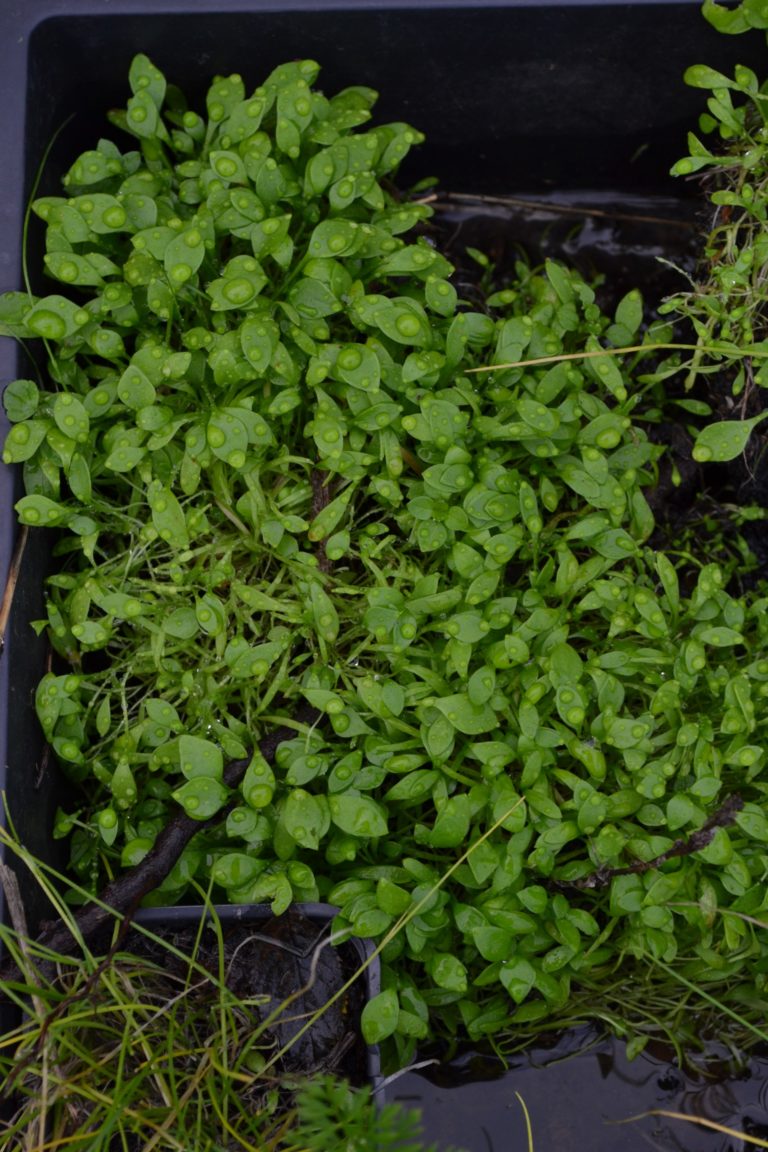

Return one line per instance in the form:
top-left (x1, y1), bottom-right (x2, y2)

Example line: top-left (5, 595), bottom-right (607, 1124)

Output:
top-left (1, 54), bottom-right (768, 1063)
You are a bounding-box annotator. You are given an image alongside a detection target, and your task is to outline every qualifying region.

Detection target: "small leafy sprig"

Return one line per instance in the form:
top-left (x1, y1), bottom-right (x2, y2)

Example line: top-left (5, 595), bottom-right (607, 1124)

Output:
top-left (662, 54), bottom-right (768, 464)
top-left (289, 1075), bottom-right (460, 1152)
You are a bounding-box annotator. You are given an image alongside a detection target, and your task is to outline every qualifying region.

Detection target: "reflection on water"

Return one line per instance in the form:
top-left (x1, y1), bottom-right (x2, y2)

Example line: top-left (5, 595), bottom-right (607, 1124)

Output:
top-left (386, 1028), bottom-right (768, 1152)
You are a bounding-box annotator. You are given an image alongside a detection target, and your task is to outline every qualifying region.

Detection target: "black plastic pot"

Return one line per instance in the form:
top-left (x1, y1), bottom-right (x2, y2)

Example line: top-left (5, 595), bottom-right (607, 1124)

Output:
top-left (0, 900), bottom-right (381, 1133)
top-left (133, 902), bottom-right (382, 1088)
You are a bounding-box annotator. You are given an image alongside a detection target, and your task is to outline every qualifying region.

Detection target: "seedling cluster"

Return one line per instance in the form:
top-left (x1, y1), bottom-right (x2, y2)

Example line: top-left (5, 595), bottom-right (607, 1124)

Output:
top-left (1, 45), bottom-right (768, 1066)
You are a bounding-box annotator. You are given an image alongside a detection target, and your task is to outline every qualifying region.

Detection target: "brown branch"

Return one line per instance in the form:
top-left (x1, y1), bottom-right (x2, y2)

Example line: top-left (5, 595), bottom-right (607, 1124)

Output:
top-left (13, 703), bottom-right (320, 963)
top-left (548, 794), bottom-right (744, 893)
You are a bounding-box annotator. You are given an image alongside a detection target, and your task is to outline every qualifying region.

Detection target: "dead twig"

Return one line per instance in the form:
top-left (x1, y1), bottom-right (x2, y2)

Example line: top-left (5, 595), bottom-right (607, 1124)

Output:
top-left (548, 794), bottom-right (744, 893)
top-left (0, 526), bottom-right (28, 656)
top-left (428, 190), bottom-right (696, 229)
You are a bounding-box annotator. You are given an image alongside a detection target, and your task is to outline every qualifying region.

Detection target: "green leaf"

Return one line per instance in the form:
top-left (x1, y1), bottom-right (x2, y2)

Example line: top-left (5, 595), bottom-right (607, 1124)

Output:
top-left (548, 642), bottom-right (583, 685)
top-left (195, 594), bottom-right (227, 636)
top-left (242, 755), bottom-right (276, 810)
top-left (206, 409), bottom-right (249, 467)
top-left (25, 295), bottom-right (88, 341)
top-left (178, 735), bottom-right (223, 780)
top-left (329, 793), bottom-right (388, 838)
top-left (240, 315), bottom-right (280, 373)
top-left (655, 553), bottom-right (679, 613)
top-left (697, 626), bottom-right (744, 646)
top-left (163, 608), bottom-right (199, 640)
top-left (3, 419), bottom-right (49, 464)
top-left (44, 251), bottom-right (116, 287)
top-left (0, 292), bottom-right (35, 338)
top-left (129, 53), bottom-right (167, 107)
top-left (3, 379), bottom-right (39, 422)
top-left (376, 877), bottom-right (412, 916)
top-left (110, 763), bottom-right (137, 809)
top-left (430, 795), bottom-right (471, 848)
top-left (95, 591), bottom-right (143, 621)
top-left (207, 256), bottom-right (267, 311)
top-left (692, 413), bottom-right (768, 463)
top-left (163, 226), bottom-right (206, 286)
top-left (117, 364), bottom-right (156, 410)
top-left (355, 294), bottom-right (432, 347)
top-left (500, 957), bottom-right (536, 1003)
top-left (684, 64), bottom-right (739, 89)
top-left (425, 277), bottom-right (457, 316)
top-left (666, 794), bottom-right (704, 831)
top-left (333, 344), bottom-right (381, 391)
top-left (308, 483), bottom-right (353, 541)
top-left (614, 289), bottom-right (643, 337)
top-left (424, 714), bottom-right (455, 761)
top-left (172, 777), bottom-right (229, 820)
top-left (308, 219), bottom-right (364, 259)
top-left (361, 989), bottom-right (399, 1043)
top-left (610, 874), bottom-right (644, 914)
top-left (427, 952), bottom-right (468, 993)
top-left (518, 395), bottom-right (559, 436)
top-left (148, 480), bottom-right (189, 548)
top-left (210, 149), bottom-right (248, 184)
top-left (743, 0), bottom-right (768, 28)
top-left (701, 0), bottom-right (752, 33)
top-left (15, 494), bottom-right (70, 528)
top-left (126, 90), bottom-right (161, 139)
top-left (212, 853), bottom-right (263, 889)
top-left (585, 338), bottom-right (628, 402)
top-left (310, 583), bottom-right (339, 642)
top-left (433, 694), bottom-right (497, 735)
top-left (225, 638), bottom-right (281, 680)
top-left (545, 259), bottom-right (574, 304)
top-left (282, 789), bottom-right (331, 849)
top-left (52, 394), bottom-right (89, 445)
top-left (735, 804), bottom-right (768, 842)
top-left (72, 193), bottom-right (130, 234)
top-left (290, 277), bottom-right (342, 320)
top-left (468, 665), bottom-right (496, 706)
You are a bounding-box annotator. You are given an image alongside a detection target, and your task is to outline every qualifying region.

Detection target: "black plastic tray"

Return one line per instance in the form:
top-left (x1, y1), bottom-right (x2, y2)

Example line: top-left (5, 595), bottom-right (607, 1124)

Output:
top-left (2, 0), bottom-right (765, 911)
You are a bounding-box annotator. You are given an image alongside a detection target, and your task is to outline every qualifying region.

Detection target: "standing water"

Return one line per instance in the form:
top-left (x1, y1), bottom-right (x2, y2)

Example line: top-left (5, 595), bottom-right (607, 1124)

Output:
top-left (386, 1028), bottom-right (768, 1151)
